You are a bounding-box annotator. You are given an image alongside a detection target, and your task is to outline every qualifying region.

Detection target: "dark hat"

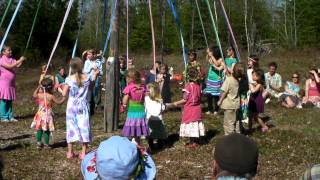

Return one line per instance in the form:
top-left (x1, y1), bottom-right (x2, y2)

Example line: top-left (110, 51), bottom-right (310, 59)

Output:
top-left (214, 133), bottom-right (258, 175)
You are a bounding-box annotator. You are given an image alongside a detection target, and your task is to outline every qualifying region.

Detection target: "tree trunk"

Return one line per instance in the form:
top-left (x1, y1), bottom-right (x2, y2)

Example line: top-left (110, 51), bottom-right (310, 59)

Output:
top-left (284, 0), bottom-right (288, 44)
top-left (191, 2), bottom-right (195, 49)
top-left (104, 0), bottom-right (120, 132)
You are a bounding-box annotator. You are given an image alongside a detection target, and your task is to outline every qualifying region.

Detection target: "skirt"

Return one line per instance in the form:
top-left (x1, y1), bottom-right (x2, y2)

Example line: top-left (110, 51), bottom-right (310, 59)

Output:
top-left (148, 116), bottom-right (167, 139)
top-left (204, 79), bottom-right (222, 96)
top-left (122, 101), bottom-right (149, 137)
top-left (180, 121), bottom-right (205, 138)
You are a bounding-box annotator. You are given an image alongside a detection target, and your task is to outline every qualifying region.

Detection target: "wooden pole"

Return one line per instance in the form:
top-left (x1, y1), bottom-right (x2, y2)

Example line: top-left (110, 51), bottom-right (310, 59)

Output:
top-left (104, 0), bottom-right (120, 132)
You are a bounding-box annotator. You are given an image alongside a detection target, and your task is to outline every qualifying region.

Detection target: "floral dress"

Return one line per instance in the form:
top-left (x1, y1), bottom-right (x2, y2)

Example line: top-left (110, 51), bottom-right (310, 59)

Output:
top-left (31, 98), bottom-right (54, 131)
top-left (65, 76), bottom-right (92, 143)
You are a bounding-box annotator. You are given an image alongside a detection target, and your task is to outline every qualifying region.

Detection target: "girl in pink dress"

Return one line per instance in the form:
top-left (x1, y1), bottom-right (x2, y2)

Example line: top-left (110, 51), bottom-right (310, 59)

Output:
top-left (0, 46), bottom-right (26, 122)
top-left (171, 67), bottom-right (204, 148)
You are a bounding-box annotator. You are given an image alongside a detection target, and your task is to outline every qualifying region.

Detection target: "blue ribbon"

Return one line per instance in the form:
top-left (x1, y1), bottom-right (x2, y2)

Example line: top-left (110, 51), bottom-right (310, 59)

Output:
top-left (102, 0), bottom-right (118, 56)
top-left (166, 0), bottom-right (187, 69)
top-left (0, 0), bottom-right (24, 52)
top-left (71, 0), bottom-right (85, 58)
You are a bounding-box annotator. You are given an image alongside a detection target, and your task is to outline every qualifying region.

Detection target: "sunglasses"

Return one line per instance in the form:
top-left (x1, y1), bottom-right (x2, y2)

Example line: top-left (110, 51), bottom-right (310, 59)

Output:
top-left (292, 76), bottom-right (299, 78)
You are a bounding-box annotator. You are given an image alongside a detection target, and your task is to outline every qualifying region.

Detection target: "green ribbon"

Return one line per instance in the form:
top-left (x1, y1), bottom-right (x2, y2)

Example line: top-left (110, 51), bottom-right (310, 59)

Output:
top-left (0, 0), bottom-right (13, 29)
top-left (195, 0), bottom-right (208, 48)
top-left (205, 0), bottom-right (224, 60)
top-left (23, 0), bottom-right (42, 55)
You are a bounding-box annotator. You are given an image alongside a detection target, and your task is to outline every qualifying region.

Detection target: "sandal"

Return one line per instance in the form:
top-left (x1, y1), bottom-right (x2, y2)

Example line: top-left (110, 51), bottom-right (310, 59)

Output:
top-left (261, 126), bottom-right (269, 132)
top-left (66, 152), bottom-right (75, 159)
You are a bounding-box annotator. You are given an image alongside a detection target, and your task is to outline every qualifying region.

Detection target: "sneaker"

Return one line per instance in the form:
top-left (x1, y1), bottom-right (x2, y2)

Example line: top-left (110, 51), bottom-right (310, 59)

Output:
top-left (37, 142), bottom-right (43, 149)
top-left (242, 118), bottom-right (249, 124)
top-left (261, 126), bottom-right (269, 133)
top-left (205, 111), bottom-right (212, 115)
top-left (213, 111), bottom-right (218, 116)
top-left (43, 144), bottom-right (52, 149)
top-left (10, 118), bottom-right (18, 122)
top-left (265, 98), bottom-right (271, 104)
top-left (1, 119), bottom-right (10, 122)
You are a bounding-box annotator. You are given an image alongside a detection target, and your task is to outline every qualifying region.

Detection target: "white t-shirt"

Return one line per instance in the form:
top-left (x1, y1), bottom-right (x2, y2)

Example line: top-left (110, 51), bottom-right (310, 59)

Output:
top-left (247, 68), bottom-right (255, 84)
top-left (144, 96), bottom-right (165, 121)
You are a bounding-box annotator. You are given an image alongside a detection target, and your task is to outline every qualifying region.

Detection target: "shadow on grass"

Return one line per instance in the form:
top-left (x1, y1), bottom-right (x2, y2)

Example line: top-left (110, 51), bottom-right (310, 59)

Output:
top-left (51, 140), bottom-right (67, 149)
top-left (166, 133), bottom-right (180, 148)
top-left (0, 142), bottom-right (30, 151)
top-left (0, 134), bottom-right (32, 141)
top-left (200, 129), bottom-right (219, 145)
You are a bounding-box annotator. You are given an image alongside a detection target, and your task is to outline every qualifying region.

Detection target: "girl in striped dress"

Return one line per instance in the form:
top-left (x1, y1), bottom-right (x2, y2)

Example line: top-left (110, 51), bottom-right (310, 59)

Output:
top-left (122, 69), bottom-right (149, 145)
top-left (204, 46), bottom-right (225, 115)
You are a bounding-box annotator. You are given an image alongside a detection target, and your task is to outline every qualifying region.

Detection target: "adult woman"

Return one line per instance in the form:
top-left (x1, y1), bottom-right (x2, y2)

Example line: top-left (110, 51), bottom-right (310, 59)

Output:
top-left (203, 46), bottom-right (225, 115)
top-left (303, 69), bottom-right (320, 106)
top-left (0, 46), bottom-right (26, 122)
top-left (280, 72), bottom-right (301, 108)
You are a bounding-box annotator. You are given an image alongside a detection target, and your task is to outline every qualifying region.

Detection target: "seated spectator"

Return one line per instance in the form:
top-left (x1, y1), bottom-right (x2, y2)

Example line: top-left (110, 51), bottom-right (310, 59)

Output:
top-left (280, 72), bottom-right (301, 108)
top-left (55, 66), bottom-right (67, 93)
top-left (263, 62), bottom-right (282, 103)
top-left (300, 164), bottom-right (320, 180)
top-left (302, 69), bottom-right (320, 107)
top-left (212, 133), bottom-right (259, 180)
top-left (81, 136), bottom-right (156, 180)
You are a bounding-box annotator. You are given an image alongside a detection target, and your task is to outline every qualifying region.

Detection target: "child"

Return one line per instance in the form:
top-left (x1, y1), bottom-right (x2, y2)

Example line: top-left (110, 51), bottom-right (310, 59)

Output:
top-left (55, 66), bottom-right (67, 93)
top-left (224, 46), bottom-right (238, 75)
top-left (0, 45), bottom-right (26, 122)
top-left (39, 63), bottom-right (55, 85)
top-left (122, 69), bottom-right (149, 145)
top-left (31, 78), bottom-right (64, 148)
top-left (156, 64), bottom-right (172, 103)
top-left (247, 55), bottom-right (259, 85)
top-left (184, 50), bottom-right (203, 83)
top-left (82, 49), bottom-right (98, 115)
top-left (119, 55), bottom-right (127, 93)
top-left (302, 69), bottom-right (320, 107)
top-left (248, 69), bottom-right (269, 132)
top-left (204, 46), bottom-right (225, 115)
top-left (61, 57), bottom-right (100, 159)
top-left (93, 49), bottom-right (104, 107)
top-left (218, 63), bottom-right (244, 135)
top-left (171, 67), bottom-right (204, 148)
top-left (145, 83), bottom-right (167, 150)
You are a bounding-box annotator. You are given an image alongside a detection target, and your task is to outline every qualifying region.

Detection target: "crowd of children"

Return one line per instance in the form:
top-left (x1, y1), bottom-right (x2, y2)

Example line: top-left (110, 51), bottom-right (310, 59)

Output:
top-left (1, 43), bottom-right (320, 179)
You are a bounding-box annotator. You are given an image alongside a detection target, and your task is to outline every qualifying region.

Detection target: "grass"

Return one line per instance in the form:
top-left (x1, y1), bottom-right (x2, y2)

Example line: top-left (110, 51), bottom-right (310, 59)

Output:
top-left (0, 49), bottom-right (320, 179)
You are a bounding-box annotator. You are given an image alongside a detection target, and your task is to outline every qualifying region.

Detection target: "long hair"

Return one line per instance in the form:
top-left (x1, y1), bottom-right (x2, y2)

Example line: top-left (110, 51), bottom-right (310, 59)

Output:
top-left (70, 57), bottom-right (83, 86)
top-left (147, 83), bottom-right (162, 102)
top-left (208, 45), bottom-right (222, 59)
top-left (40, 78), bottom-right (54, 94)
top-left (126, 69), bottom-right (141, 84)
top-left (253, 69), bottom-right (265, 87)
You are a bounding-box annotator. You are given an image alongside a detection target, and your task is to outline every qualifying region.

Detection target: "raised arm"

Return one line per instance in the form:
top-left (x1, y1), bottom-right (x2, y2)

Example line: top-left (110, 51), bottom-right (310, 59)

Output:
top-left (33, 86), bottom-right (41, 98)
top-left (1, 56), bottom-right (25, 69)
top-left (52, 95), bottom-right (66, 105)
top-left (249, 83), bottom-right (262, 93)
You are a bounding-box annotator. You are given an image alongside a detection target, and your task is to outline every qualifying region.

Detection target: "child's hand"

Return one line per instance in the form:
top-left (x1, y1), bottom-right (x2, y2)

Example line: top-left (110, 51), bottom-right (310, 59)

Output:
top-left (217, 100), bottom-right (222, 106)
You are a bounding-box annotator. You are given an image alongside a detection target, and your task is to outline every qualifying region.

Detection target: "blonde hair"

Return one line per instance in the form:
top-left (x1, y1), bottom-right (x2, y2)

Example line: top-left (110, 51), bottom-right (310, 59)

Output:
top-left (126, 69), bottom-right (141, 84)
top-left (147, 83), bottom-right (162, 102)
top-left (82, 49), bottom-right (95, 60)
top-left (70, 57), bottom-right (83, 86)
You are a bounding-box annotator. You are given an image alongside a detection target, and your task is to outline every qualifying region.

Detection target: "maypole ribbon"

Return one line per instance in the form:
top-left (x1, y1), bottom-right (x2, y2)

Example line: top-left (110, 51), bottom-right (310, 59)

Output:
top-left (166, 0), bottom-right (187, 69)
top-left (148, 0), bottom-right (156, 70)
top-left (195, 0), bottom-right (208, 48)
top-left (218, 0), bottom-right (241, 61)
top-left (23, 0), bottom-right (42, 55)
top-left (44, 0), bottom-right (75, 74)
top-left (68, 0), bottom-right (85, 76)
top-left (0, 0), bottom-right (13, 29)
top-left (0, 0), bottom-right (24, 52)
top-left (102, 0), bottom-right (118, 56)
top-left (126, 0), bottom-right (129, 69)
top-left (205, 0), bottom-right (224, 60)
top-left (71, 0), bottom-right (85, 58)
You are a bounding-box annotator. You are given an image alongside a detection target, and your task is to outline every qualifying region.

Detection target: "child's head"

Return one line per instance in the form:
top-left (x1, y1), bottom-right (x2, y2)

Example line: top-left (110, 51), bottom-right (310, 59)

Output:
top-left (1, 46), bottom-right (12, 57)
top-left (155, 61), bottom-right (162, 70)
top-left (248, 54), bottom-right (259, 69)
top-left (70, 57), bottom-right (83, 86)
top-left (207, 45), bottom-right (222, 59)
top-left (82, 49), bottom-right (95, 61)
top-left (188, 49), bottom-right (197, 62)
top-left (309, 68), bottom-right (318, 80)
top-left (119, 55), bottom-right (127, 70)
top-left (41, 63), bottom-right (52, 74)
top-left (40, 78), bottom-right (54, 94)
top-left (160, 64), bottom-right (168, 74)
top-left (187, 66), bottom-right (200, 83)
top-left (126, 69), bottom-right (141, 84)
top-left (233, 63), bottom-right (245, 80)
top-left (252, 69), bottom-right (265, 86)
top-left (226, 46), bottom-right (235, 58)
top-left (57, 66), bottom-right (65, 76)
top-left (146, 83), bottom-right (162, 102)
